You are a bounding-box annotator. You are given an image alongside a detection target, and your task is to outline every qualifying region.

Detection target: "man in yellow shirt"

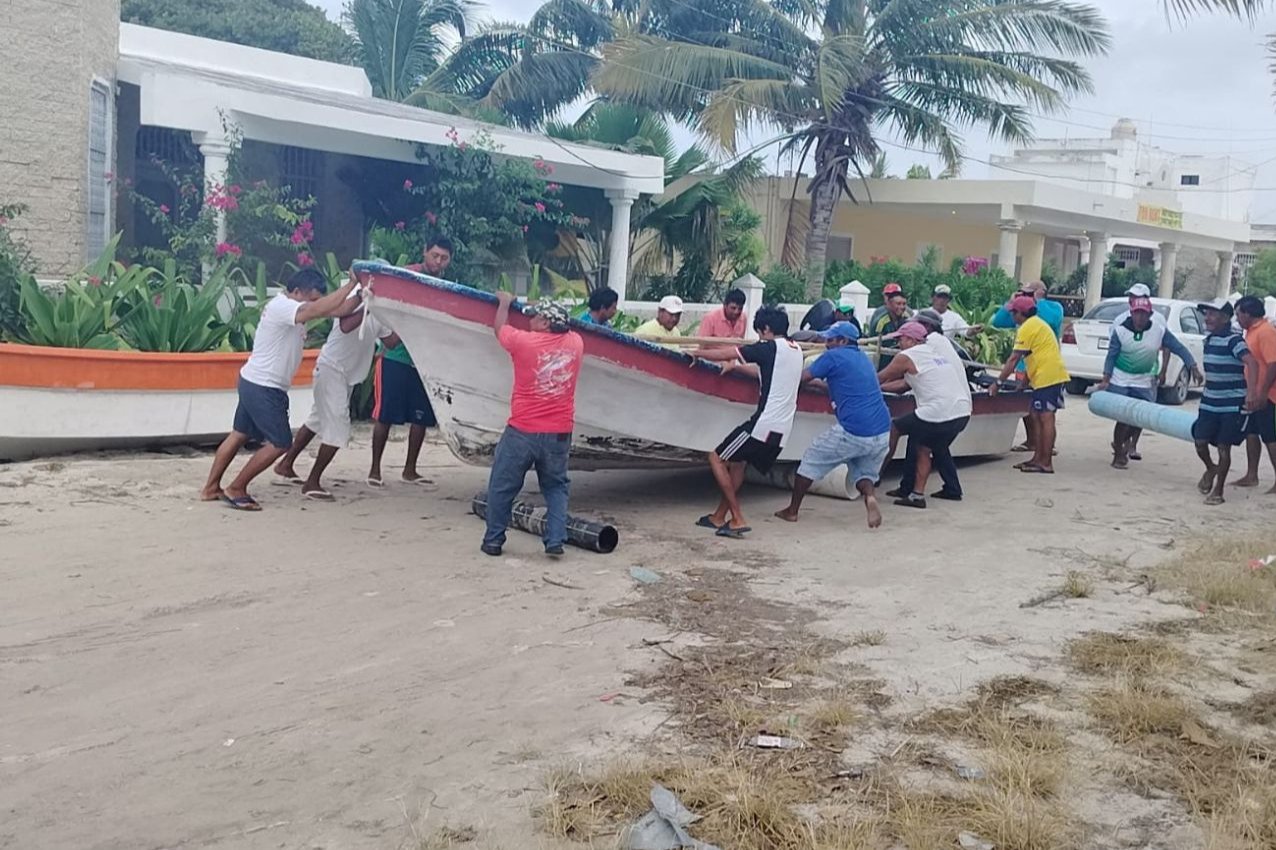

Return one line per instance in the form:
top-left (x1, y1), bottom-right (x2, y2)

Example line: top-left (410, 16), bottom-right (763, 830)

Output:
top-left (634, 295), bottom-right (684, 339)
top-left (990, 295), bottom-right (1069, 474)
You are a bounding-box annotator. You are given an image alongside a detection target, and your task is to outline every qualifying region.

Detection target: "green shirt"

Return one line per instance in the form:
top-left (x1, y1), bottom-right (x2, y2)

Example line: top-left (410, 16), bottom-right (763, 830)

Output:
top-left (381, 341), bottom-right (414, 366)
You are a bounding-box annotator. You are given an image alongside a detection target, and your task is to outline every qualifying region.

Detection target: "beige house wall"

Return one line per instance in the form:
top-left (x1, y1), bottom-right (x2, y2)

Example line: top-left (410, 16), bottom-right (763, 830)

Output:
top-left (755, 194), bottom-right (1045, 284)
top-left (1, 0), bottom-right (121, 277)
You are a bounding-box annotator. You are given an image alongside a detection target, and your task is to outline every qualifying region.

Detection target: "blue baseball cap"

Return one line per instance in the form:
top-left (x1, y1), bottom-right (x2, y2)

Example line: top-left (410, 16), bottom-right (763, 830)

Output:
top-left (819, 321), bottom-right (860, 342)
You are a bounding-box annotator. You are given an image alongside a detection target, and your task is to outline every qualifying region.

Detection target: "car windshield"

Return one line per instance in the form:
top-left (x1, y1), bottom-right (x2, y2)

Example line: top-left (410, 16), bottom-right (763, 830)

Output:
top-left (1082, 302), bottom-right (1171, 322)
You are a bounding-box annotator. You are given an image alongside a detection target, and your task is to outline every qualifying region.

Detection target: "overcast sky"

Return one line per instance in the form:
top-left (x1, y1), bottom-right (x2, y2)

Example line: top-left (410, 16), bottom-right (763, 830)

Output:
top-left (315, 0), bottom-right (1276, 218)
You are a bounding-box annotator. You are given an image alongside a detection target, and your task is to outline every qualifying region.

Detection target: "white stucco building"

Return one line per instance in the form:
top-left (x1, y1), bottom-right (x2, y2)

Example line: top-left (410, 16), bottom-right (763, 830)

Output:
top-left (1, 2), bottom-right (663, 296)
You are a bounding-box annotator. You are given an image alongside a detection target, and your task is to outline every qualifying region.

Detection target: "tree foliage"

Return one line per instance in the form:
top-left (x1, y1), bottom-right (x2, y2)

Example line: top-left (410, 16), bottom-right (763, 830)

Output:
top-left (343, 0), bottom-right (473, 101)
top-left (121, 0), bottom-right (353, 63)
top-left (1245, 247), bottom-right (1276, 298)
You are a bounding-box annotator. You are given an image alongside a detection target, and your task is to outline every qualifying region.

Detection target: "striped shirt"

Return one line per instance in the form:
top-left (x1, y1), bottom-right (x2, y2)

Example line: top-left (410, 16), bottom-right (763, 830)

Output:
top-left (1200, 330), bottom-right (1250, 414)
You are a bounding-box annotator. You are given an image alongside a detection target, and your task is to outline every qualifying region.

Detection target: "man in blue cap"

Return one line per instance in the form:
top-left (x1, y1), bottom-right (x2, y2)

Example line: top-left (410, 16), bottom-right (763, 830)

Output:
top-left (775, 321), bottom-right (892, 529)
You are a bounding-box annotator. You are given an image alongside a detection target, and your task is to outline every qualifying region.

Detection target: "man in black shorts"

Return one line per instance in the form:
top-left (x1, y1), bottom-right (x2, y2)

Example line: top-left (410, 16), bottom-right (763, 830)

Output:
top-left (693, 307), bottom-right (804, 538)
top-left (1192, 299), bottom-right (1254, 505)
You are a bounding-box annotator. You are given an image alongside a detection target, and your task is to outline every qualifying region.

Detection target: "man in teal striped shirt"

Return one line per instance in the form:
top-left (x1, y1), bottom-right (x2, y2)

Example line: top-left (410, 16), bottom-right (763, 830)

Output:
top-left (1192, 299), bottom-right (1255, 505)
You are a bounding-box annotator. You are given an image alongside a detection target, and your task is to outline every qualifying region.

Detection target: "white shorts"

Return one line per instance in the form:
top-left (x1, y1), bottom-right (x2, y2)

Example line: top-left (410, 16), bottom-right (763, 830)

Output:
top-left (305, 365), bottom-right (354, 447)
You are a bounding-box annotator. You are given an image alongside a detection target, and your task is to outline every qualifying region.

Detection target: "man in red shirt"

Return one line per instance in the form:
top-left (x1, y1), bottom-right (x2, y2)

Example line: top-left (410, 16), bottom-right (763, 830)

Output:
top-left (699, 288), bottom-right (748, 340)
top-left (1233, 295), bottom-right (1276, 491)
top-left (482, 291), bottom-right (585, 557)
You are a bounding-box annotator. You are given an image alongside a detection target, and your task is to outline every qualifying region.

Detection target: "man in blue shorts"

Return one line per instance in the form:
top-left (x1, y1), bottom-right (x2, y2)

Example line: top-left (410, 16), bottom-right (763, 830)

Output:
top-left (773, 322), bottom-right (891, 528)
top-left (1192, 299), bottom-right (1254, 505)
top-left (367, 237), bottom-right (452, 487)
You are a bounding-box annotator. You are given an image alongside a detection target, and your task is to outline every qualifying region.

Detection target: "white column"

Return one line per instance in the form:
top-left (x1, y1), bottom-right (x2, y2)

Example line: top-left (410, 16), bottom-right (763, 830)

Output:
top-left (997, 219), bottom-right (1022, 279)
top-left (1084, 231), bottom-right (1107, 312)
top-left (734, 272), bottom-right (767, 341)
top-left (838, 279), bottom-right (870, 317)
top-left (1157, 242), bottom-right (1179, 299)
top-left (1216, 250), bottom-right (1235, 299)
top-left (194, 134), bottom-right (232, 244)
top-left (605, 188), bottom-right (639, 302)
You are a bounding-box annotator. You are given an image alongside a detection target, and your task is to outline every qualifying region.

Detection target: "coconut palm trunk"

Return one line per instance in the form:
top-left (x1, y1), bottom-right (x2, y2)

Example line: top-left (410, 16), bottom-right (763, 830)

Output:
top-left (804, 137), bottom-right (845, 300)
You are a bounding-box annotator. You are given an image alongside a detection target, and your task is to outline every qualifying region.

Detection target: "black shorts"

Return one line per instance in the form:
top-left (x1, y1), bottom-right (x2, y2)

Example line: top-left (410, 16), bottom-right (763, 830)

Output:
top-left (232, 376), bottom-right (292, 449)
top-left (1193, 410), bottom-right (1247, 447)
top-left (1031, 383), bottom-right (1066, 413)
top-left (373, 357), bottom-right (437, 427)
top-left (715, 425), bottom-right (784, 473)
top-left (1244, 401), bottom-right (1276, 444)
top-left (894, 412), bottom-right (969, 452)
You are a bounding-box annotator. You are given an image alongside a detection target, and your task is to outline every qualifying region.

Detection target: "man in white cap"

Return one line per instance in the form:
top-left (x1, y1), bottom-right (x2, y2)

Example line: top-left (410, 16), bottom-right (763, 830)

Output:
top-left (635, 295), bottom-right (684, 339)
top-left (930, 285), bottom-right (975, 337)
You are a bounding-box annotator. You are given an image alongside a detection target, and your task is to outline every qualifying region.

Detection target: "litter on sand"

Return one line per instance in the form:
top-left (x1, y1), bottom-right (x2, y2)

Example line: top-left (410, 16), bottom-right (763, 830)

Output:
top-left (758, 677), bottom-right (794, 690)
top-left (624, 783), bottom-right (721, 850)
top-left (958, 831), bottom-right (995, 850)
top-left (745, 734), bottom-right (805, 750)
top-left (629, 566), bottom-right (663, 585)
top-left (954, 764), bottom-right (986, 780)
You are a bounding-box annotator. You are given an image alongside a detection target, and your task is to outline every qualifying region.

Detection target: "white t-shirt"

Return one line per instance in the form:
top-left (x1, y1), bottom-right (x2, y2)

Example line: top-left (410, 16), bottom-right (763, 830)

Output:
top-left (738, 338), bottom-right (805, 445)
top-left (240, 293), bottom-right (305, 390)
top-left (901, 337), bottom-right (972, 423)
top-left (316, 294), bottom-right (390, 385)
top-left (939, 308), bottom-right (969, 335)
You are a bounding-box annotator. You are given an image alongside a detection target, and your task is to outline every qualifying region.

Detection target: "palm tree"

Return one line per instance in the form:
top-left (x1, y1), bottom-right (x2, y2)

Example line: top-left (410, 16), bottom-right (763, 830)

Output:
top-left (592, 0), bottom-right (1111, 298)
top-left (343, 0), bottom-right (473, 101)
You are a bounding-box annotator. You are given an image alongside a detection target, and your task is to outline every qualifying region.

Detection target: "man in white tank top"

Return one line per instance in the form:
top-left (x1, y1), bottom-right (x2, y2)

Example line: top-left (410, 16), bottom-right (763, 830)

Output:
top-left (875, 321), bottom-right (972, 509)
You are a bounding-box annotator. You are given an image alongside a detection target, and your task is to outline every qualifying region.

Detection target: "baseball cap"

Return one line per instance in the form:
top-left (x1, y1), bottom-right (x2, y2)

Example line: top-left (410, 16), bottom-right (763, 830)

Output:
top-left (1129, 296), bottom-right (1154, 314)
top-left (1198, 297), bottom-right (1234, 316)
top-left (1009, 295), bottom-right (1037, 314)
top-left (658, 295), bottom-right (684, 314)
top-left (837, 294), bottom-right (856, 313)
top-left (885, 321), bottom-right (928, 342)
top-left (525, 299), bottom-right (572, 329)
top-left (882, 282), bottom-right (903, 296)
top-left (818, 321), bottom-right (860, 342)
top-left (915, 308), bottom-right (943, 329)
top-left (933, 284), bottom-right (952, 297)
top-left (1126, 283), bottom-right (1151, 298)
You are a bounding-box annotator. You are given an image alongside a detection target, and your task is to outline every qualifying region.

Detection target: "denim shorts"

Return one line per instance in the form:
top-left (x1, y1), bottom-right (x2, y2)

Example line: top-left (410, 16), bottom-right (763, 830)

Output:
top-left (1106, 383), bottom-right (1158, 403)
top-left (797, 424), bottom-right (890, 486)
top-left (233, 376), bottom-right (292, 449)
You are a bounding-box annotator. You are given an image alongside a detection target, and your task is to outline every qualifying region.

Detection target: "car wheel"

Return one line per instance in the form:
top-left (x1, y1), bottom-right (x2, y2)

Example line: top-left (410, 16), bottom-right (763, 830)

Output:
top-left (1158, 368), bottom-right (1189, 406)
top-left (1066, 378), bottom-right (1091, 396)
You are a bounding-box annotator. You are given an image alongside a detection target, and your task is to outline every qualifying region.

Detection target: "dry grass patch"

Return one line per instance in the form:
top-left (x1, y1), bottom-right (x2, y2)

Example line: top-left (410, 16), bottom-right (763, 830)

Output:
top-left (848, 630), bottom-right (886, 648)
top-left (1230, 690), bottom-right (1276, 728)
top-left (1160, 538), bottom-right (1276, 615)
top-left (1066, 631), bottom-right (1184, 678)
top-left (1062, 570), bottom-right (1093, 599)
top-left (419, 825), bottom-right (477, 848)
top-left (976, 675), bottom-right (1060, 709)
top-left (1088, 681), bottom-right (1192, 742)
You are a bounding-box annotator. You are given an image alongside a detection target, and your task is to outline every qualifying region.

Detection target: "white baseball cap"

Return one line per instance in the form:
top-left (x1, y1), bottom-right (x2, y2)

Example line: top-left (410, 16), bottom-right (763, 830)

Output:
top-left (1125, 283), bottom-right (1151, 297)
top-left (658, 295), bottom-right (684, 314)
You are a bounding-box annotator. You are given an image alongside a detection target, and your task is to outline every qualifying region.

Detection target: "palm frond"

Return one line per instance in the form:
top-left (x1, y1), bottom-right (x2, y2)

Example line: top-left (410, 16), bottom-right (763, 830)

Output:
top-left (482, 49), bottom-right (599, 128)
top-left (816, 35), bottom-right (870, 119)
top-left (699, 79), bottom-right (811, 151)
top-left (529, 0), bottom-right (615, 49)
top-left (913, 1), bottom-right (1112, 57)
top-left (1164, 0), bottom-right (1266, 19)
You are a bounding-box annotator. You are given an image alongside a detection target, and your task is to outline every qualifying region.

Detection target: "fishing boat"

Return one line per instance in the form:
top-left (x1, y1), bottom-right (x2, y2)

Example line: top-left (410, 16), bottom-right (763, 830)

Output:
top-left (357, 262), bottom-right (1031, 479)
top-left (0, 343), bottom-right (318, 461)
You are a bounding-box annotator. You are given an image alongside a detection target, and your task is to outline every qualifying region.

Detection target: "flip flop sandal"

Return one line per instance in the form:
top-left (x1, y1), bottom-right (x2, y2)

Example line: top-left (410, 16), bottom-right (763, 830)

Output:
top-left (1019, 464), bottom-right (1055, 474)
top-left (1204, 494), bottom-right (1225, 505)
top-left (1010, 443), bottom-right (1033, 453)
top-left (695, 515), bottom-right (722, 530)
top-left (1129, 452), bottom-right (1142, 461)
top-left (303, 489), bottom-right (335, 502)
top-left (221, 495), bottom-right (262, 512)
top-left (403, 477), bottom-right (437, 489)
top-left (1013, 460), bottom-right (1035, 470)
top-left (272, 475), bottom-right (304, 486)
top-left (366, 476), bottom-right (386, 488)
top-left (715, 525), bottom-right (751, 538)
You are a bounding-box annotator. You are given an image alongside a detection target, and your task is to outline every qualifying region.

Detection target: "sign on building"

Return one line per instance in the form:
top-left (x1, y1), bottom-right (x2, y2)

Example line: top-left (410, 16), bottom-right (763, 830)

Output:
top-left (1137, 204), bottom-right (1184, 230)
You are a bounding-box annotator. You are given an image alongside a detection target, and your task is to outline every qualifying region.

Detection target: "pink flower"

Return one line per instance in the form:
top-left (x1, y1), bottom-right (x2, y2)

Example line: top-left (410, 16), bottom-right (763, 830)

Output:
top-left (153, 294), bottom-right (164, 307)
top-left (403, 179), bottom-right (413, 190)
top-left (289, 220), bottom-right (314, 246)
top-left (87, 275), bottom-right (102, 287)
top-left (522, 225), bottom-right (529, 233)
top-left (424, 211), bottom-right (437, 225)
top-left (104, 171), bottom-right (114, 182)
top-left (546, 182), bottom-right (561, 192)
top-left (457, 141), bottom-right (468, 151)
top-left (229, 185), bottom-right (242, 196)
top-left (394, 220), bottom-right (406, 231)
top-left (296, 252), bottom-right (314, 267)
top-left (534, 201), bottom-right (546, 213)
top-left (159, 204), bottom-right (170, 215)
top-left (215, 242), bottom-right (242, 258)
top-left (0, 216), bottom-right (7, 227)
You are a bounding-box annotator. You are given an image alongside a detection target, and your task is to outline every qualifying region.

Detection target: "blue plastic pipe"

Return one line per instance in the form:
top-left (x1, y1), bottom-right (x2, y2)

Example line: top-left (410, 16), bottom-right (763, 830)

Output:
top-left (1087, 390), bottom-right (1197, 442)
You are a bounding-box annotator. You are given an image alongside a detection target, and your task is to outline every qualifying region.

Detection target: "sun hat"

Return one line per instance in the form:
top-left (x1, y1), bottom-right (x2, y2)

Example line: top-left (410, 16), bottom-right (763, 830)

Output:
top-left (1128, 296), bottom-right (1154, 314)
top-left (1009, 295), bottom-right (1037, 314)
top-left (882, 282), bottom-right (903, 296)
top-left (1198, 297), bottom-right (1234, 316)
top-left (933, 284), bottom-right (952, 296)
top-left (525, 299), bottom-right (572, 330)
top-left (658, 295), bottom-right (684, 314)
top-left (819, 321), bottom-right (860, 342)
top-left (885, 321), bottom-right (928, 342)
top-left (1126, 283), bottom-right (1152, 297)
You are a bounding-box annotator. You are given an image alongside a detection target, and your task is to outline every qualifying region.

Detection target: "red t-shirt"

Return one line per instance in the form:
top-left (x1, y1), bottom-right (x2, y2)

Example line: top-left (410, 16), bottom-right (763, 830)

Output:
top-left (498, 325), bottom-right (584, 433)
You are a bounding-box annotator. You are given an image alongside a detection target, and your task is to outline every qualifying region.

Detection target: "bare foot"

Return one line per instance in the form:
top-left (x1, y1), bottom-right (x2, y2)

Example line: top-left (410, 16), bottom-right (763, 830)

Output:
top-left (199, 486), bottom-right (224, 502)
top-left (273, 461), bottom-right (297, 479)
top-left (1233, 476), bottom-right (1260, 488)
top-left (865, 495), bottom-right (882, 529)
top-left (1205, 492), bottom-right (1225, 505)
top-left (1197, 470), bottom-right (1216, 494)
top-left (774, 508), bottom-right (799, 523)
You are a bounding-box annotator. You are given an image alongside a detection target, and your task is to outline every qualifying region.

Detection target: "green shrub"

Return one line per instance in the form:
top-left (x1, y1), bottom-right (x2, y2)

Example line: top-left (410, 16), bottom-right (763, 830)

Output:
top-left (0, 203), bottom-right (35, 340)
top-left (760, 265), bottom-right (808, 304)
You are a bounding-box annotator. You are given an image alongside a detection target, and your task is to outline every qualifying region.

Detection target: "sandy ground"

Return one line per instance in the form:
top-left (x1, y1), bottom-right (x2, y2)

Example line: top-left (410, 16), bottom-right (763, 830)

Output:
top-left (1, 404), bottom-right (1273, 850)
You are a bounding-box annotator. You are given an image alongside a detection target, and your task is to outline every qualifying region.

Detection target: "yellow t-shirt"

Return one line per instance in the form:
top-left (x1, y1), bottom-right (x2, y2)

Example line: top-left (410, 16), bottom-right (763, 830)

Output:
top-left (1013, 315), bottom-right (1070, 389)
top-left (634, 318), bottom-right (682, 339)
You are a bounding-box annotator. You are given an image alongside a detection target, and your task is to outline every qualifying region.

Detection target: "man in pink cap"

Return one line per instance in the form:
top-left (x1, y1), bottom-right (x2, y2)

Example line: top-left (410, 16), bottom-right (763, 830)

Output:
top-left (876, 320), bottom-right (972, 508)
top-left (990, 295), bottom-right (1070, 473)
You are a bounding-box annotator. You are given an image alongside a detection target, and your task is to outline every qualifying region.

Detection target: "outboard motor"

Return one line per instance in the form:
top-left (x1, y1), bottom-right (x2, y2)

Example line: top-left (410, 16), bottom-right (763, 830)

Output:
top-left (800, 298), bottom-right (838, 332)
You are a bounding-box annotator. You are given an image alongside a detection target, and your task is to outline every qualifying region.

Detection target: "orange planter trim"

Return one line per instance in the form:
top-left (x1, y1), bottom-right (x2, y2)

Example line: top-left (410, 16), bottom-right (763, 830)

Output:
top-left (0, 343), bottom-right (320, 390)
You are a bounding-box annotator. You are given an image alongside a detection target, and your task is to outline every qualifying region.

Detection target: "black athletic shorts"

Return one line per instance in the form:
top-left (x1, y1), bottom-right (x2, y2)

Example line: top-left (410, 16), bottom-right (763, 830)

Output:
top-left (1193, 410), bottom-right (1247, 447)
top-left (715, 425), bottom-right (784, 473)
top-left (1244, 401), bottom-right (1276, 444)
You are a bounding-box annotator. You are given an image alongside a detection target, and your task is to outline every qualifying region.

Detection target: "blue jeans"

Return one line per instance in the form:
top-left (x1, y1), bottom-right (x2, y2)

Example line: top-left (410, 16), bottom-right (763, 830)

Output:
top-left (482, 426), bottom-right (571, 550)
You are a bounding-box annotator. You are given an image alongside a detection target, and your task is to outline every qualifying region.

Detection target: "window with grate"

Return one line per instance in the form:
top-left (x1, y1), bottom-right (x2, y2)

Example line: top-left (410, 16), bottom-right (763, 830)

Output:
top-left (279, 145), bottom-right (322, 202)
top-left (136, 126), bottom-right (199, 166)
top-left (86, 81), bottom-right (112, 261)
top-left (1115, 246), bottom-right (1141, 266)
